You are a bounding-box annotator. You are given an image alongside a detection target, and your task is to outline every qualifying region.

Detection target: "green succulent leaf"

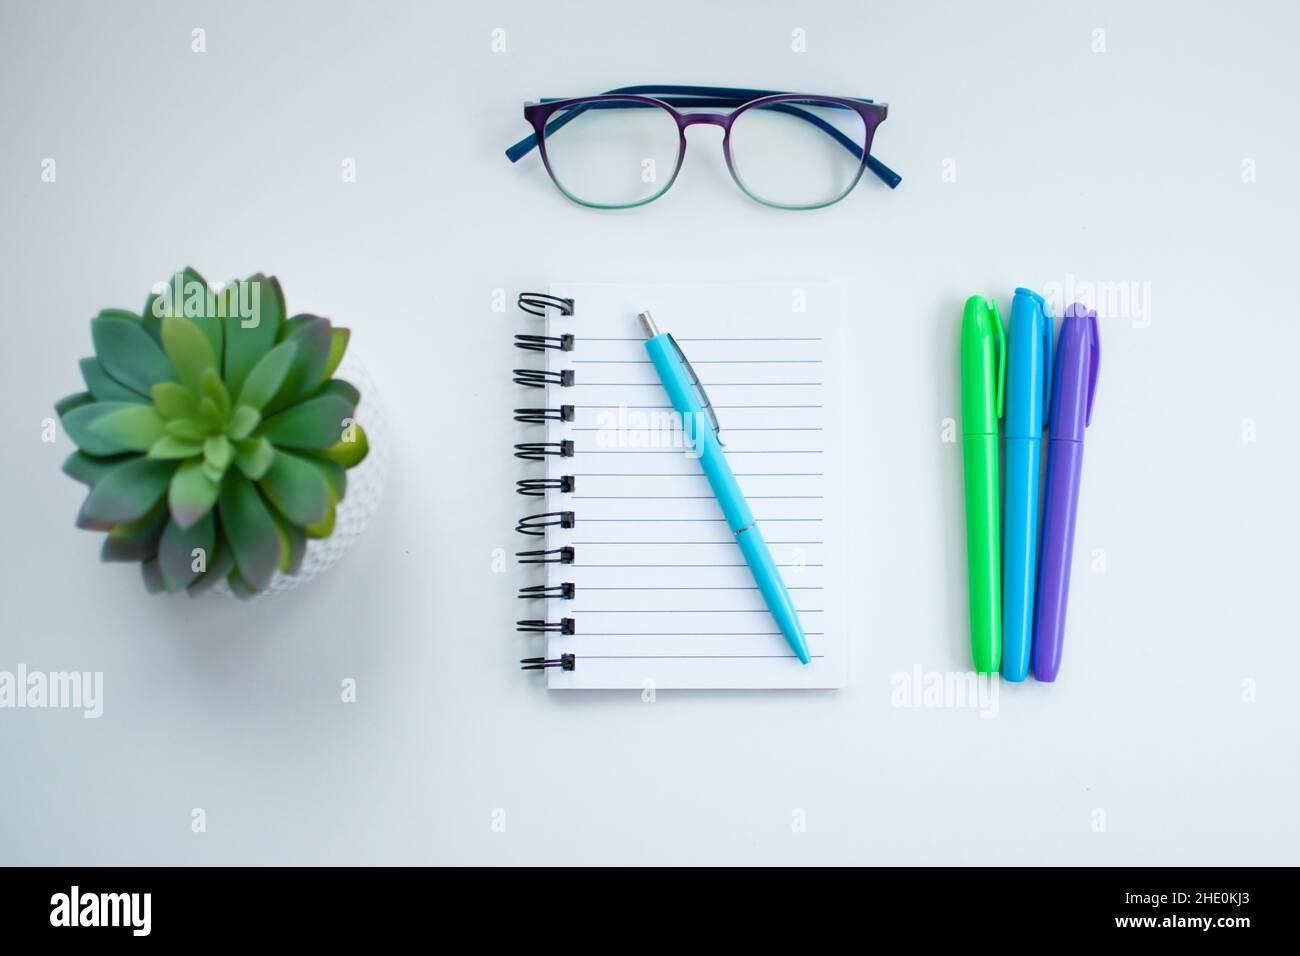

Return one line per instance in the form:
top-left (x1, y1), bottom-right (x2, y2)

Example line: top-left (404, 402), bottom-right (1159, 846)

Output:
top-left (223, 274), bottom-right (284, 397)
top-left (75, 500), bottom-right (115, 531)
top-left (141, 289), bottom-right (165, 342)
top-left (198, 367), bottom-right (231, 420)
top-left (258, 392), bottom-right (355, 449)
top-left (283, 524), bottom-right (306, 575)
top-left (164, 417), bottom-right (208, 443)
top-left (152, 268), bottom-right (215, 324)
top-left (279, 313), bottom-right (316, 341)
top-left (55, 391), bottom-right (95, 418)
top-left (197, 396), bottom-right (222, 427)
top-left (218, 471), bottom-right (281, 590)
top-left (147, 435), bottom-right (203, 460)
top-left (235, 340), bottom-right (297, 411)
top-left (227, 405), bottom-right (261, 440)
top-left (80, 357), bottom-right (147, 402)
top-left (314, 378), bottom-right (360, 407)
top-left (265, 317), bottom-right (333, 413)
top-left (175, 268), bottom-right (205, 301)
top-left (87, 404), bottom-right (166, 452)
top-left (168, 457), bottom-right (221, 529)
top-left (234, 436), bottom-right (275, 480)
top-left (321, 327), bottom-right (350, 383)
top-left (301, 454), bottom-right (345, 502)
top-left (157, 511), bottom-right (215, 592)
top-left (162, 315), bottom-right (217, 393)
top-left (304, 501), bottom-right (336, 539)
top-left (63, 451), bottom-right (126, 487)
top-left (155, 268), bottom-right (208, 317)
top-left (257, 450), bottom-right (332, 527)
top-left (100, 501), bottom-right (168, 562)
top-left (307, 423), bottom-right (369, 469)
top-left (203, 434), bottom-right (234, 472)
top-left (81, 456), bottom-right (176, 524)
top-left (62, 401), bottom-right (149, 456)
top-left (186, 538), bottom-right (235, 596)
top-left (141, 557), bottom-right (165, 594)
top-left (151, 381), bottom-right (199, 420)
top-left (180, 267), bottom-right (224, 363)
top-left (226, 567), bottom-right (259, 600)
top-left (98, 308), bottom-right (144, 325)
top-left (91, 313), bottom-right (173, 393)
top-left (270, 509), bottom-right (307, 575)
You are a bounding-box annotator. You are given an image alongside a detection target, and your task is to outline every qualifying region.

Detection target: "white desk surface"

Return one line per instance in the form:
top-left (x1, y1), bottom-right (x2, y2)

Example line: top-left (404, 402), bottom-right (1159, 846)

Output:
top-left (1, 0), bottom-right (1296, 865)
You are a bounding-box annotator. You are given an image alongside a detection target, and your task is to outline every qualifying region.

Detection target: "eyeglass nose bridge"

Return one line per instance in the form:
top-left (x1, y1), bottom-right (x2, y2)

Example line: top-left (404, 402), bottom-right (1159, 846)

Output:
top-left (678, 112), bottom-right (731, 130)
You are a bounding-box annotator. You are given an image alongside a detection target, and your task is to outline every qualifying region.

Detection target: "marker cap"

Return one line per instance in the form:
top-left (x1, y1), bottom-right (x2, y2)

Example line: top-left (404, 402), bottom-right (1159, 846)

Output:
top-left (1048, 303), bottom-right (1101, 442)
top-left (960, 295), bottom-right (1005, 436)
top-left (1004, 287), bottom-right (1054, 439)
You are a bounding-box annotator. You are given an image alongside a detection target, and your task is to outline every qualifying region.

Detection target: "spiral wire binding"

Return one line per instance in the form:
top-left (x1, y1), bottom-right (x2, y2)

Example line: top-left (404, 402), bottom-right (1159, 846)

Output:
top-left (516, 618), bottom-right (575, 634)
top-left (519, 583), bottom-right (575, 599)
top-left (513, 368), bottom-right (574, 388)
top-left (516, 511), bottom-right (575, 536)
top-left (517, 293), bottom-right (575, 318)
top-left (520, 654), bottom-right (576, 671)
top-left (514, 441), bottom-right (573, 461)
top-left (515, 546), bottom-right (574, 565)
top-left (515, 333), bottom-right (575, 352)
top-left (515, 292), bottom-right (579, 671)
top-left (514, 405), bottom-right (573, 424)
top-left (517, 476), bottom-right (575, 496)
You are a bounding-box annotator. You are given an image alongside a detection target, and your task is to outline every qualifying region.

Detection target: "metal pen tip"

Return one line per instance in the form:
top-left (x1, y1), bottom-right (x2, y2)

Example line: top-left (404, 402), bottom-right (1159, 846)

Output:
top-left (638, 311), bottom-right (659, 339)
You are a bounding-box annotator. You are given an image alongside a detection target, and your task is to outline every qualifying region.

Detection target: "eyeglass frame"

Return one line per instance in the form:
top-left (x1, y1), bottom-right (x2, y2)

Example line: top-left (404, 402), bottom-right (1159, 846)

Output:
top-left (504, 84), bottom-right (900, 210)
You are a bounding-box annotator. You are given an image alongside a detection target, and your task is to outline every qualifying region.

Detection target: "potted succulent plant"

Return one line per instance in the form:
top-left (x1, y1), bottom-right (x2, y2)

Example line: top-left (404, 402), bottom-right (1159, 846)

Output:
top-left (55, 268), bottom-right (375, 597)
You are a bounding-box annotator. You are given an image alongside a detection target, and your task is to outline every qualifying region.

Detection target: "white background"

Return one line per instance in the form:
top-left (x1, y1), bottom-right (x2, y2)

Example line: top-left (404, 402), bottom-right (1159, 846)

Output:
top-left (1, 0), bottom-right (1297, 865)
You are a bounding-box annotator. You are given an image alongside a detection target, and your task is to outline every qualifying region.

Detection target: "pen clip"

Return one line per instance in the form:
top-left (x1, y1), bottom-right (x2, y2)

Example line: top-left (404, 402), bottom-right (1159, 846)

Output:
top-left (667, 333), bottom-right (723, 446)
top-left (990, 299), bottom-right (1006, 419)
top-left (1040, 301), bottom-right (1054, 429)
top-left (1084, 310), bottom-right (1101, 427)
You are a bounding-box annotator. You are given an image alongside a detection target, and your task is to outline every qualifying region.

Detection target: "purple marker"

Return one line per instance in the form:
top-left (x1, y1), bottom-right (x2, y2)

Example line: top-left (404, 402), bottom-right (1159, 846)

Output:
top-left (1032, 303), bottom-right (1101, 682)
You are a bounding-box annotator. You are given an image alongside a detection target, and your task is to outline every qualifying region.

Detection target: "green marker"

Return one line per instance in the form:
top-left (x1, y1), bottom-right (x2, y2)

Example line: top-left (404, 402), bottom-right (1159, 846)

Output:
top-left (960, 295), bottom-right (1006, 674)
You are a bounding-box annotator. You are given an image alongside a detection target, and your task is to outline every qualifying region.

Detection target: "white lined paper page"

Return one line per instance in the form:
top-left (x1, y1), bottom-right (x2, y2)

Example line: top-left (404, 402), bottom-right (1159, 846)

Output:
top-left (537, 282), bottom-right (844, 689)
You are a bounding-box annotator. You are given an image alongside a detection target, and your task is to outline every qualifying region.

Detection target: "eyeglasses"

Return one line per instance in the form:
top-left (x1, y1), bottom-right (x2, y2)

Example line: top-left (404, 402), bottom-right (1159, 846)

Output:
top-left (505, 84), bottom-right (900, 210)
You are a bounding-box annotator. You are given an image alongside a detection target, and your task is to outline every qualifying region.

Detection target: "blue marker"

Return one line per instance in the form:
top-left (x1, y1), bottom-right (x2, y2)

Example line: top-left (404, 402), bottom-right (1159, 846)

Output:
top-left (1002, 288), bottom-right (1053, 681)
top-left (639, 311), bottom-right (811, 664)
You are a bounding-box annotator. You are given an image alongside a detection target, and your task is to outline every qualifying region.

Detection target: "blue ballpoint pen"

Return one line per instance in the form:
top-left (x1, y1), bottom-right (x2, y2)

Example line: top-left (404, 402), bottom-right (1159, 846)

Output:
top-left (639, 311), bottom-right (811, 664)
top-left (1002, 288), bottom-right (1053, 681)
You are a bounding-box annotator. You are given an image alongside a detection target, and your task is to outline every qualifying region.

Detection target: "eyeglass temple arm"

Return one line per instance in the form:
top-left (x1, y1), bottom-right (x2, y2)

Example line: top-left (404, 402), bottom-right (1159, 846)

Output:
top-left (504, 84), bottom-right (902, 190)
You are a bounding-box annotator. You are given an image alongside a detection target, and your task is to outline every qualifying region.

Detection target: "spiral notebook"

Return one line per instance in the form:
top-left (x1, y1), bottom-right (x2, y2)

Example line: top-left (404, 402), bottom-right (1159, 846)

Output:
top-left (514, 282), bottom-right (845, 689)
